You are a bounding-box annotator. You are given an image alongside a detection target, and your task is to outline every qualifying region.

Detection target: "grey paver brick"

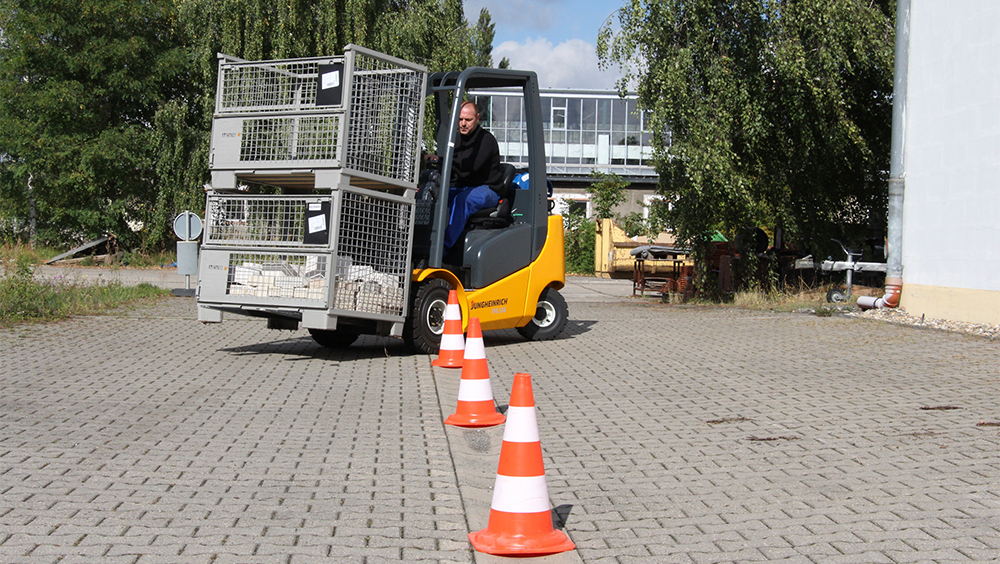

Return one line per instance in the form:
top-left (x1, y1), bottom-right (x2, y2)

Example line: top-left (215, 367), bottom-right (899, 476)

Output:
top-left (3, 280), bottom-right (1000, 563)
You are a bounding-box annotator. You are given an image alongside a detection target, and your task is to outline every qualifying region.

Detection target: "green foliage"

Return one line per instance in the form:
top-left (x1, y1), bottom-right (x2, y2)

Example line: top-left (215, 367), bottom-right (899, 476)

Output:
top-left (587, 170), bottom-right (630, 220)
top-left (563, 209), bottom-right (596, 275)
top-left (599, 0), bottom-right (895, 266)
top-left (0, 0), bottom-right (190, 249)
top-left (616, 211), bottom-right (648, 239)
top-left (1, 0), bottom-right (498, 251)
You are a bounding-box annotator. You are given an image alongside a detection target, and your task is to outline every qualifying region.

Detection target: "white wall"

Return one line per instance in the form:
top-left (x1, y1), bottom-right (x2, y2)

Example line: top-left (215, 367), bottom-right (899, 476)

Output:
top-left (902, 1), bottom-right (1000, 292)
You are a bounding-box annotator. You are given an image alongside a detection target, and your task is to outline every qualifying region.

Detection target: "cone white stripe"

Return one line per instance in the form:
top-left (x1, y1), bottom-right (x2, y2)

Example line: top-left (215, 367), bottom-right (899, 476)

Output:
top-left (490, 475), bottom-right (551, 513)
top-left (463, 337), bottom-right (486, 360)
top-left (445, 303), bottom-right (461, 319)
top-left (440, 333), bottom-right (464, 349)
top-left (502, 406), bottom-right (540, 442)
top-left (456, 378), bottom-right (495, 401)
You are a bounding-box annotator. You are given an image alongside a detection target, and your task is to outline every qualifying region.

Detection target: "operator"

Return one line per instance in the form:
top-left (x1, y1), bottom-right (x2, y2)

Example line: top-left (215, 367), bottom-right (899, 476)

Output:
top-left (434, 100), bottom-right (503, 252)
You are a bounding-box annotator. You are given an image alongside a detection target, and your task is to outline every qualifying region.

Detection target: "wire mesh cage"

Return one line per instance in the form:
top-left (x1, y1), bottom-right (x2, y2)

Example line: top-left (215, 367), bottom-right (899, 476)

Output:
top-left (202, 189), bottom-right (413, 318)
top-left (226, 252), bottom-right (329, 303)
top-left (238, 115), bottom-right (341, 162)
top-left (333, 189), bottom-right (413, 317)
top-left (344, 51), bottom-right (425, 186)
top-left (204, 196), bottom-right (331, 248)
top-left (217, 58), bottom-right (326, 113)
top-left (211, 46), bottom-right (426, 187)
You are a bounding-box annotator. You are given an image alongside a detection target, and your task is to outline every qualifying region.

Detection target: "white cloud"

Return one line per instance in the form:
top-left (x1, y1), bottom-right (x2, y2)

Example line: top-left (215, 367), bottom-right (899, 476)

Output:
top-left (464, 0), bottom-right (559, 36)
top-left (494, 37), bottom-right (622, 90)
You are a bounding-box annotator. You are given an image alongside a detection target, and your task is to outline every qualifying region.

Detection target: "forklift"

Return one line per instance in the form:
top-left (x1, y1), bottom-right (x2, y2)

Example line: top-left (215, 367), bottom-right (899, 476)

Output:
top-left (196, 45), bottom-right (568, 353)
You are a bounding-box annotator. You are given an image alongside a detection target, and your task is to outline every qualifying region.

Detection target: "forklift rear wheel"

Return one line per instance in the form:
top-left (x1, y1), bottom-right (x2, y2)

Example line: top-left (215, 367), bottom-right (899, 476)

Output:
top-left (516, 287), bottom-right (568, 341)
top-left (309, 328), bottom-right (360, 348)
top-left (826, 288), bottom-right (847, 304)
top-left (405, 278), bottom-right (451, 354)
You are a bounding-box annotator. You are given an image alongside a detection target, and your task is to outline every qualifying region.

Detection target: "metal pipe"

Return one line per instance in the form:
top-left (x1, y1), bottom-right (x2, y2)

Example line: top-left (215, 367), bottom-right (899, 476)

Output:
top-left (860, 0), bottom-right (909, 310)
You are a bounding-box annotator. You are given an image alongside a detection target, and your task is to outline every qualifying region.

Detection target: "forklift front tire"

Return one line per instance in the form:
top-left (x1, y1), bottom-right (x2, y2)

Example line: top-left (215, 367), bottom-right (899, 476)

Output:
top-left (405, 278), bottom-right (451, 354)
top-left (517, 287), bottom-right (568, 341)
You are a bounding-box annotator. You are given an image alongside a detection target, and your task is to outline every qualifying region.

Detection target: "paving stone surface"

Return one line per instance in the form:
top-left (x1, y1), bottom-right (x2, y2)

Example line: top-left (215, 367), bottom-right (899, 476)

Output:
top-left (2, 275), bottom-right (999, 563)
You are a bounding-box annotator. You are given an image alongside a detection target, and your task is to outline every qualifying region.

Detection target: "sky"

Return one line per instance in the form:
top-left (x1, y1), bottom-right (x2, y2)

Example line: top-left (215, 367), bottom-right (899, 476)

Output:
top-left (462, 0), bottom-right (628, 90)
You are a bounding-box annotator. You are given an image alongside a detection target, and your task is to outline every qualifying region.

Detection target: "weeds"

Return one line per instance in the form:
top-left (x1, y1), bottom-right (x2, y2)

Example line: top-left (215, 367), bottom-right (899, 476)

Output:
top-left (0, 242), bottom-right (176, 268)
top-left (1, 245), bottom-right (169, 327)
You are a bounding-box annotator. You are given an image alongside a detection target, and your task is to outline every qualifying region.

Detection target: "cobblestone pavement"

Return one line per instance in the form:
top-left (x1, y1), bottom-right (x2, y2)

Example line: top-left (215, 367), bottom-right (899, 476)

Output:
top-left (2, 276), bottom-right (999, 563)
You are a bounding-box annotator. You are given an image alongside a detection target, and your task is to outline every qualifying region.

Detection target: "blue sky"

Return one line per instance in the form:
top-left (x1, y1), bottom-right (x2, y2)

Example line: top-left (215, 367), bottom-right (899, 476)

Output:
top-left (462, 0), bottom-right (627, 90)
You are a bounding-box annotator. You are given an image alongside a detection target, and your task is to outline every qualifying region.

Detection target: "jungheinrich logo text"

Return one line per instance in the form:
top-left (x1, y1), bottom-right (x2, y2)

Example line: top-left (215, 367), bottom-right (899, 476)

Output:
top-left (470, 297), bottom-right (508, 310)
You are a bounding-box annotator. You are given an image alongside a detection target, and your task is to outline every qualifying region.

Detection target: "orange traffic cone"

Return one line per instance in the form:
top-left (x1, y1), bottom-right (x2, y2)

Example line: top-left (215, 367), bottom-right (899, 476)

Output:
top-left (444, 318), bottom-right (505, 427)
top-left (469, 373), bottom-right (575, 556)
top-left (432, 289), bottom-right (464, 368)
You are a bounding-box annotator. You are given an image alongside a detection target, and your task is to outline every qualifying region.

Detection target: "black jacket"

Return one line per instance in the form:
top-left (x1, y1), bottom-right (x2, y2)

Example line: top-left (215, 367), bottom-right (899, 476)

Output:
top-left (452, 126), bottom-right (503, 193)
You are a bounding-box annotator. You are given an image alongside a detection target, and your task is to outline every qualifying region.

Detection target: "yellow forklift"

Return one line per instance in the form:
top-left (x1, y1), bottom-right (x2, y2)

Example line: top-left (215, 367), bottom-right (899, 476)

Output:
top-left (403, 68), bottom-right (568, 353)
top-left (196, 46), bottom-right (567, 353)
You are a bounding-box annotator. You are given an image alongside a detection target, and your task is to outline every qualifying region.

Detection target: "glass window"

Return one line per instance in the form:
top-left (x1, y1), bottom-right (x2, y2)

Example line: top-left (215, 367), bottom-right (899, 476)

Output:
top-left (626, 101), bottom-right (641, 132)
top-left (472, 95), bottom-right (490, 124)
top-left (598, 99), bottom-right (612, 131)
top-left (552, 107), bottom-right (566, 129)
top-left (491, 97), bottom-right (506, 126)
top-left (582, 99), bottom-right (597, 130)
top-left (567, 98), bottom-right (581, 130)
top-left (540, 97), bottom-right (552, 129)
top-left (506, 96), bottom-right (522, 128)
top-left (612, 100), bottom-right (626, 132)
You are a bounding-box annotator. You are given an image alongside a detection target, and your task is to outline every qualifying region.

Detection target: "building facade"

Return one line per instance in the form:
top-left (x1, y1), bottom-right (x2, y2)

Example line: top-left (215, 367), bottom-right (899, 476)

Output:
top-left (896, 1), bottom-right (1000, 323)
top-left (470, 89), bottom-right (661, 220)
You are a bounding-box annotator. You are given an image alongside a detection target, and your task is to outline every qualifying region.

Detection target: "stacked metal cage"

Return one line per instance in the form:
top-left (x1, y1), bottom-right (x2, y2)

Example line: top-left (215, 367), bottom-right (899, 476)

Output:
top-left (198, 46), bottom-right (427, 330)
top-left (209, 45), bottom-right (426, 190)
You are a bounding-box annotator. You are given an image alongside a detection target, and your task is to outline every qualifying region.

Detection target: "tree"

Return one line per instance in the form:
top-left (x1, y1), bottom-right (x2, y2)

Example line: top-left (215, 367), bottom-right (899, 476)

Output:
top-left (1, 0), bottom-right (500, 250)
top-left (0, 0), bottom-right (189, 247)
top-left (472, 8), bottom-right (496, 67)
top-left (587, 170), bottom-right (629, 220)
top-left (598, 0), bottom-right (895, 277)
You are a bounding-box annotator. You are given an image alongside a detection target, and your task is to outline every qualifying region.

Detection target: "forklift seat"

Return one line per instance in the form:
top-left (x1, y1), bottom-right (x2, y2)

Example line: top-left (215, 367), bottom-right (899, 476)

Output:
top-left (468, 163), bottom-right (517, 229)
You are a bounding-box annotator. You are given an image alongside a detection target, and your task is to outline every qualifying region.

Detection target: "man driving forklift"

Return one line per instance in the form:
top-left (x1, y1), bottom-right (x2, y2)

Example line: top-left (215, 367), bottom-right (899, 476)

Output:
top-left (426, 100), bottom-right (503, 253)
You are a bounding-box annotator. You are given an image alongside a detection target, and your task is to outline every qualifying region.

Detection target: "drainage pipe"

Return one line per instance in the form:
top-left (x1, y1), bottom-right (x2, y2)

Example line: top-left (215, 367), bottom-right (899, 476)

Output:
top-left (859, 0), bottom-right (909, 310)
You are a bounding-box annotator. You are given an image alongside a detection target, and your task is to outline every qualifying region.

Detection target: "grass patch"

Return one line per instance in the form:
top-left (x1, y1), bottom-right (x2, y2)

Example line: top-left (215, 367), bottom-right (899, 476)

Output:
top-left (0, 242), bottom-right (176, 268)
top-left (1, 251), bottom-right (169, 327)
top-left (728, 284), bottom-right (884, 313)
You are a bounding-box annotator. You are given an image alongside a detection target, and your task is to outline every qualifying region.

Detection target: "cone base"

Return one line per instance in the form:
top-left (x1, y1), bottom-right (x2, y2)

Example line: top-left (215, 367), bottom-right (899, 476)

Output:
top-left (444, 410), bottom-right (506, 427)
top-left (469, 524), bottom-right (575, 556)
top-left (431, 354), bottom-right (463, 368)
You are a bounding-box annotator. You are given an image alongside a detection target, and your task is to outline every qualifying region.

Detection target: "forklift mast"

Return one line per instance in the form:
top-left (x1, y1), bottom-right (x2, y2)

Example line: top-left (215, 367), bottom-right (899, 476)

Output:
top-left (422, 69), bottom-right (549, 270)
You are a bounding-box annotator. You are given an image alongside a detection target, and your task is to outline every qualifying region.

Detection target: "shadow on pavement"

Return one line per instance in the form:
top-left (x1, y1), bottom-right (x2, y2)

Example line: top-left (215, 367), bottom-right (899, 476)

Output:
top-left (219, 334), bottom-right (417, 361)
top-left (218, 319), bottom-right (597, 360)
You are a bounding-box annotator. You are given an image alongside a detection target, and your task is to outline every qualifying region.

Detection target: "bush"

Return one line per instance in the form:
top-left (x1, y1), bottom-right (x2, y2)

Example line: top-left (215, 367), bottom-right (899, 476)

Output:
top-left (564, 211), bottom-right (596, 275)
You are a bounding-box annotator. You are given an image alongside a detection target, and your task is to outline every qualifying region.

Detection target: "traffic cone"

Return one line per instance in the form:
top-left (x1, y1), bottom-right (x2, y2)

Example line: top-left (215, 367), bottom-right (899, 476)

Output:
top-left (469, 373), bottom-right (575, 556)
top-left (432, 289), bottom-right (464, 368)
top-left (444, 318), bottom-right (505, 427)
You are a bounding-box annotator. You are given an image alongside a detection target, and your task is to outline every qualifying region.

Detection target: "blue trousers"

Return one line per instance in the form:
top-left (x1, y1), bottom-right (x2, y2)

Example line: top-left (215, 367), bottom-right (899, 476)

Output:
top-left (444, 185), bottom-right (499, 251)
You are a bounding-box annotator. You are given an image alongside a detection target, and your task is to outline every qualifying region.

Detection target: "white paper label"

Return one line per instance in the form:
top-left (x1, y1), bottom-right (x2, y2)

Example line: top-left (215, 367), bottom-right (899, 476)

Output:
top-left (322, 71), bottom-right (340, 90)
top-left (308, 214), bottom-right (327, 234)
